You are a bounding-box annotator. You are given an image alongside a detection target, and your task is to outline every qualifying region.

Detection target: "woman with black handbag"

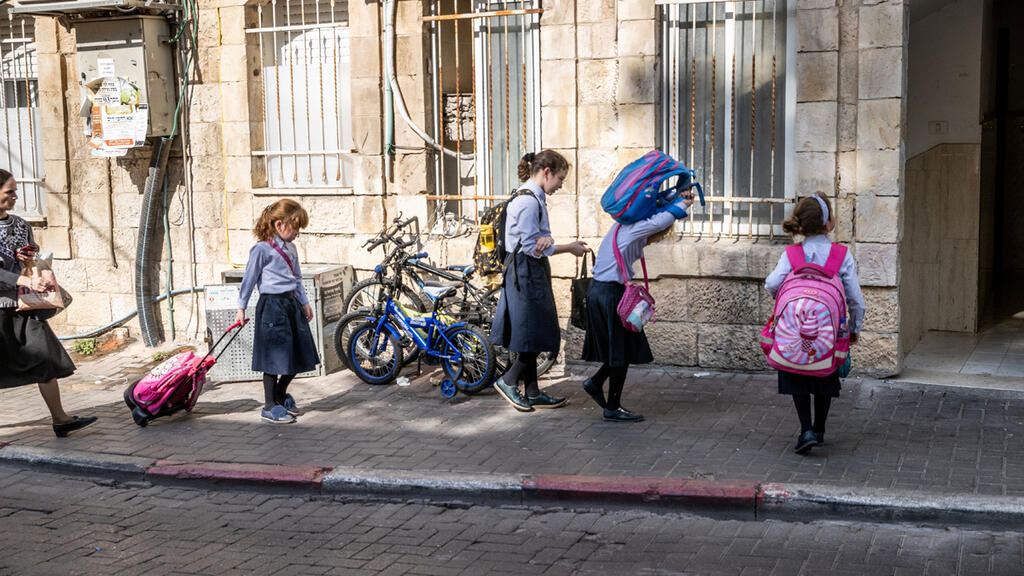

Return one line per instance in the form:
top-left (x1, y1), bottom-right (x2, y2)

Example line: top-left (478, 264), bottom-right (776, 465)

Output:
top-left (580, 193), bottom-right (695, 422)
top-left (491, 150), bottom-right (589, 412)
top-left (0, 170), bottom-right (96, 437)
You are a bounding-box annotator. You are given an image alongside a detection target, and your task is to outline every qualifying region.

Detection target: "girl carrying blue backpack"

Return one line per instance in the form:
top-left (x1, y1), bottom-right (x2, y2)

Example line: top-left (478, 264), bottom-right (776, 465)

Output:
top-left (765, 194), bottom-right (865, 454)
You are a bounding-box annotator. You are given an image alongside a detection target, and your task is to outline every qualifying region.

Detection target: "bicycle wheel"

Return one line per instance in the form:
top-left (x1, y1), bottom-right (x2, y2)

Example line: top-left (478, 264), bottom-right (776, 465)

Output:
top-left (332, 310), bottom-right (375, 370)
top-left (347, 321), bottom-right (403, 385)
top-left (345, 278), bottom-right (425, 315)
top-left (441, 324), bottom-right (495, 395)
top-left (501, 350), bottom-right (557, 377)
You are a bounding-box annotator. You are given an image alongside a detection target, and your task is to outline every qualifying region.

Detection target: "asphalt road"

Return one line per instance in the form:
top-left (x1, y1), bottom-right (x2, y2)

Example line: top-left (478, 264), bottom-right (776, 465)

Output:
top-left (1, 464), bottom-right (1022, 576)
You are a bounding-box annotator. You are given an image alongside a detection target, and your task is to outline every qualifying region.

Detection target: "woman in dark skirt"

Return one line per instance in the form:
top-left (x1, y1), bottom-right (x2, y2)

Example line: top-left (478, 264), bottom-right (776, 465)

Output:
top-left (580, 194), bottom-right (695, 422)
top-left (491, 150), bottom-right (589, 412)
top-left (236, 199), bottom-right (319, 424)
top-left (0, 170), bottom-right (97, 437)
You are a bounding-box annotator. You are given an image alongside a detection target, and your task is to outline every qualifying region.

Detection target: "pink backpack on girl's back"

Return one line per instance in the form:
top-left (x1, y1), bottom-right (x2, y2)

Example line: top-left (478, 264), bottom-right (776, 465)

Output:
top-left (760, 244), bottom-right (850, 377)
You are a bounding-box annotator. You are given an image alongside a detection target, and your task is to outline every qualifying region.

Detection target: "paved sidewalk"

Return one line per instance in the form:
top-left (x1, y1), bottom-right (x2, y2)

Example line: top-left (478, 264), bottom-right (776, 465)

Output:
top-left (3, 340), bottom-right (1024, 522)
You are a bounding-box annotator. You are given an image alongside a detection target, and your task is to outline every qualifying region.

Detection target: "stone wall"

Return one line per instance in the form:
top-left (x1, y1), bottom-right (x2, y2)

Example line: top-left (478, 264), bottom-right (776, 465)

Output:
top-left (30, 0), bottom-right (906, 377)
top-left (901, 143), bottom-right (982, 355)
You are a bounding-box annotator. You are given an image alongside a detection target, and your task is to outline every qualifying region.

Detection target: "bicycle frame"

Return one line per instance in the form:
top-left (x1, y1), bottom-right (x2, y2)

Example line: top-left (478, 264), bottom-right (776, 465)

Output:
top-left (368, 298), bottom-right (469, 364)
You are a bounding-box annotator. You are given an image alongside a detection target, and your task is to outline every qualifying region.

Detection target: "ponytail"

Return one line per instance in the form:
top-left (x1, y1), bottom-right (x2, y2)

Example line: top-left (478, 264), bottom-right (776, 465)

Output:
top-left (517, 149), bottom-right (570, 182)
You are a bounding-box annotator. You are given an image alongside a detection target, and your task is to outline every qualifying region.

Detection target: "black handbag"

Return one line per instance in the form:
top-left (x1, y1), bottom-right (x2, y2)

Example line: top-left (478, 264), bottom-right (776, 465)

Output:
top-left (570, 252), bottom-right (592, 330)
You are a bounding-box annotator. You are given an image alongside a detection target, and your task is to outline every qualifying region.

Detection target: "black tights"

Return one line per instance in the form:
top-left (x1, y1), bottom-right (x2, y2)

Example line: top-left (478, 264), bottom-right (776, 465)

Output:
top-left (792, 394), bottom-right (832, 434)
top-left (263, 373), bottom-right (295, 409)
top-left (504, 353), bottom-right (539, 397)
top-left (590, 363), bottom-right (629, 411)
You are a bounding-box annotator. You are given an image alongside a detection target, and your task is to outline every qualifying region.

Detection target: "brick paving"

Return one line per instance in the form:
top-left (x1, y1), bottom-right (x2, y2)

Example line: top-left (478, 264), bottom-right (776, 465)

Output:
top-left (2, 464), bottom-right (1023, 576)
top-left (2, 343), bottom-right (1024, 497)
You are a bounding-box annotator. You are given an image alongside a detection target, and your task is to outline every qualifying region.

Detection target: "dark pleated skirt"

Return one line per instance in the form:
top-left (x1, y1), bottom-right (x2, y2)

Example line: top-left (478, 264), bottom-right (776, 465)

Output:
top-left (490, 253), bottom-right (560, 354)
top-left (252, 293), bottom-right (320, 375)
top-left (0, 308), bottom-right (75, 389)
top-left (581, 280), bottom-right (654, 367)
top-left (777, 369), bottom-right (841, 397)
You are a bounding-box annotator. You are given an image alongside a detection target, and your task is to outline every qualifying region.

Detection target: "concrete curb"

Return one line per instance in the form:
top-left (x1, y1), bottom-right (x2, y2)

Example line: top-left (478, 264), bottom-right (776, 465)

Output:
top-left (3, 444), bottom-right (1023, 525)
top-left (0, 444), bottom-right (154, 480)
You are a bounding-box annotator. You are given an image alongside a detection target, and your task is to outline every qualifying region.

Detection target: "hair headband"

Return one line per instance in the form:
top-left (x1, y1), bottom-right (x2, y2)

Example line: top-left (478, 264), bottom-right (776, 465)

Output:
top-left (814, 195), bottom-right (829, 226)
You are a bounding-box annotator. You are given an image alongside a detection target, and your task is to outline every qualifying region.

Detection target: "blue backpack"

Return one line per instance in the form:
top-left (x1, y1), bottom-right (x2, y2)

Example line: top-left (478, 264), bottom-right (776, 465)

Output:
top-left (600, 150), bottom-right (704, 224)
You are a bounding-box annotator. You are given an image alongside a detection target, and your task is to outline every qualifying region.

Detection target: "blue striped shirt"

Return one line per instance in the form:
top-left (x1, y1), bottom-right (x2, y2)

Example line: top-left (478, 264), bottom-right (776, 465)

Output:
top-left (504, 179), bottom-right (552, 259)
top-left (237, 237), bottom-right (308, 309)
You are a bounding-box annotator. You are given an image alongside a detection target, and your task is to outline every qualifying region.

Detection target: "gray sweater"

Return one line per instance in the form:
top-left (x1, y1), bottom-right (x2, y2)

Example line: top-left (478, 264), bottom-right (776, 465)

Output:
top-left (0, 214), bottom-right (34, 308)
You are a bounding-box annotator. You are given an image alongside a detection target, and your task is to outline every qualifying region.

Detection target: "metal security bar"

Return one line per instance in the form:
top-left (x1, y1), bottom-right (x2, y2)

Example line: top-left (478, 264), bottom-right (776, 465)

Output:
top-left (248, 0), bottom-right (354, 188)
top-left (660, 0), bottom-right (793, 238)
top-left (424, 0), bottom-right (541, 230)
top-left (0, 10), bottom-right (43, 217)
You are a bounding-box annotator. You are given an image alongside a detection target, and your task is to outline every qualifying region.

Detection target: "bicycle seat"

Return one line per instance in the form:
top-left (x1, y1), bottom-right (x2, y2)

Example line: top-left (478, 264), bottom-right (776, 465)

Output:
top-left (422, 285), bottom-right (458, 301)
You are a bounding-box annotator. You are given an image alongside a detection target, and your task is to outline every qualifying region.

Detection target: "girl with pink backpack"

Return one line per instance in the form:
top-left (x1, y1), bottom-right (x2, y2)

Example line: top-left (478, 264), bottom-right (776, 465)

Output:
top-left (579, 191), bottom-right (696, 422)
top-left (764, 193), bottom-right (865, 454)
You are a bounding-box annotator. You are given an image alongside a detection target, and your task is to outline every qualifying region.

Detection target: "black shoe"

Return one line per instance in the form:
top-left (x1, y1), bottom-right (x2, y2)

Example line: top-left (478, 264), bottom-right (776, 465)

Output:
top-left (794, 430), bottom-right (818, 454)
top-left (815, 432), bottom-right (825, 445)
top-left (527, 392), bottom-right (568, 409)
top-left (53, 416), bottom-right (98, 438)
top-left (493, 378), bottom-right (533, 412)
top-left (581, 378), bottom-right (606, 408)
top-left (603, 408), bottom-right (644, 422)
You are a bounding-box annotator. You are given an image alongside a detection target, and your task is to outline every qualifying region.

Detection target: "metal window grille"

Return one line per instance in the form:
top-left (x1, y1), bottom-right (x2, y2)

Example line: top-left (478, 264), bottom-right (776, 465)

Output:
top-left (659, 0), bottom-right (794, 238)
top-left (424, 0), bottom-right (541, 228)
top-left (0, 10), bottom-right (42, 217)
top-left (248, 0), bottom-right (354, 188)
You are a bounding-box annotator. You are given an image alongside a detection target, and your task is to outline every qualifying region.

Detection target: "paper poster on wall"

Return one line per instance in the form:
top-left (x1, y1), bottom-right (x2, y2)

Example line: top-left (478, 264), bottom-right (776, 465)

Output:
top-left (83, 75), bottom-right (148, 157)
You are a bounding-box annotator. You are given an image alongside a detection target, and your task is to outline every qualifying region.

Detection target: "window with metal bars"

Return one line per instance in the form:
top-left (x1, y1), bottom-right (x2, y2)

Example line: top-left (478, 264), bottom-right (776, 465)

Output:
top-left (425, 0), bottom-right (541, 229)
top-left (659, 0), bottom-right (794, 238)
top-left (0, 11), bottom-right (43, 217)
top-left (248, 0), bottom-right (354, 188)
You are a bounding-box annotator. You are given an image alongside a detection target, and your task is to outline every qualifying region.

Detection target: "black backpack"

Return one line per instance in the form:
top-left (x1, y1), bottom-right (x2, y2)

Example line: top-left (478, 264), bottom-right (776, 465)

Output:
top-left (473, 190), bottom-right (541, 276)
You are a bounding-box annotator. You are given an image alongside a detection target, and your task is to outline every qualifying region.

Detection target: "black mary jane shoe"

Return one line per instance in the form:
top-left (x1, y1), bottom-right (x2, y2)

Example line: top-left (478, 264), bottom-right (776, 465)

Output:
top-left (581, 379), bottom-right (606, 408)
top-left (527, 392), bottom-right (568, 409)
top-left (602, 408), bottom-right (644, 423)
top-left (794, 430), bottom-right (818, 454)
top-left (53, 416), bottom-right (98, 438)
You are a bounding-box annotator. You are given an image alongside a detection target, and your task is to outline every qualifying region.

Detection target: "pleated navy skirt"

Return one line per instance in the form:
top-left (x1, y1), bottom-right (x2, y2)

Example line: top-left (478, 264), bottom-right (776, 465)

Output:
top-left (251, 293), bottom-right (319, 375)
top-left (777, 369), bottom-right (841, 397)
top-left (490, 253), bottom-right (560, 354)
top-left (0, 308), bottom-right (75, 389)
top-left (581, 280), bottom-right (653, 368)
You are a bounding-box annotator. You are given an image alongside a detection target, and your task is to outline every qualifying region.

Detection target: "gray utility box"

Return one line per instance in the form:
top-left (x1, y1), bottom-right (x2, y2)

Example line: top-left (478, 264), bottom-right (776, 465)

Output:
top-left (205, 264), bottom-right (355, 383)
top-left (73, 16), bottom-right (177, 136)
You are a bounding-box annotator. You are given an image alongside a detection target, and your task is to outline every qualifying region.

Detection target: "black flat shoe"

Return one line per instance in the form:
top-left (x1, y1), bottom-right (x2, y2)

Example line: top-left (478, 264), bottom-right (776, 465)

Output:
top-left (53, 416), bottom-right (98, 438)
top-left (493, 378), bottom-right (533, 412)
top-left (527, 392), bottom-right (568, 409)
top-left (581, 378), bottom-right (606, 408)
top-left (603, 408), bottom-right (644, 423)
top-left (794, 430), bottom-right (818, 454)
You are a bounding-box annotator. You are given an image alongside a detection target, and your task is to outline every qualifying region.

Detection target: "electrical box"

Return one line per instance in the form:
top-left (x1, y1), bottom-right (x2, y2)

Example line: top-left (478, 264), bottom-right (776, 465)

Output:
top-left (73, 16), bottom-right (176, 136)
top-left (204, 264), bottom-right (356, 383)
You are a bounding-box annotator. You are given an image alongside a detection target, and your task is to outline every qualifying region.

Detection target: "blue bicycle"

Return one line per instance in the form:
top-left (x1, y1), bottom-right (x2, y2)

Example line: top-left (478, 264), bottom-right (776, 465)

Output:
top-left (347, 251), bottom-right (496, 397)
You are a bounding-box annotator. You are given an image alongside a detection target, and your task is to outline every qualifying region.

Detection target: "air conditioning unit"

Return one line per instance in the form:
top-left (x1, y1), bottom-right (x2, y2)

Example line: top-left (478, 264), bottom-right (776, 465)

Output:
top-left (8, 0), bottom-right (183, 16)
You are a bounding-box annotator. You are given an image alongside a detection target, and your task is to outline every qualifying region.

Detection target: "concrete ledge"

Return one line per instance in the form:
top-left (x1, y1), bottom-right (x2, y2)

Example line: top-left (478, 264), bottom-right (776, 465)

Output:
top-left (760, 483), bottom-right (1024, 528)
top-left (0, 445), bottom-right (154, 480)
top-left (524, 474), bottom-right (759, 508)
top-left (147, 461), bottom-right (331, 489)
top-left (322, 467), bottom-right (524, 501)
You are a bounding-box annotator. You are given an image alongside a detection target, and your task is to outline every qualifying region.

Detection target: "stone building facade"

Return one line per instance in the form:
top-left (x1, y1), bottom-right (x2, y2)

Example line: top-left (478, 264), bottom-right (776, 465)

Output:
top-left (20, 0), bottom-right (909, 377)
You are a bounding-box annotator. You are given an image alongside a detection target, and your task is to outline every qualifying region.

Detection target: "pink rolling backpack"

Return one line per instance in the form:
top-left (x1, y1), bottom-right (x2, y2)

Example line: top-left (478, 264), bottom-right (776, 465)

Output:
top-left (760, 244), bottom-right (850, 377)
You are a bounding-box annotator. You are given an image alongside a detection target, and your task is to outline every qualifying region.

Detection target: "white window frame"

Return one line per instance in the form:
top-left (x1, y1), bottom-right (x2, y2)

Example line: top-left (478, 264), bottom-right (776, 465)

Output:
top-left (658, 0), bottom-right (796, 238)
top-left (1, 12), bottom-right (43, 218)
top-left (247, 0), bottom-right (355, 190)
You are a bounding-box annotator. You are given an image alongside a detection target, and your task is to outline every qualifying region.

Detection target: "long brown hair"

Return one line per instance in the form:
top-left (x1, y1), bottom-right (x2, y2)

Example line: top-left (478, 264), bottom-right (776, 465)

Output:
top-left (782, 193), bottom-right (832, 237)
top-left (253, 198), bottom-right (309, 242)
top-left (517, 149), bottom-right (570, 182)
